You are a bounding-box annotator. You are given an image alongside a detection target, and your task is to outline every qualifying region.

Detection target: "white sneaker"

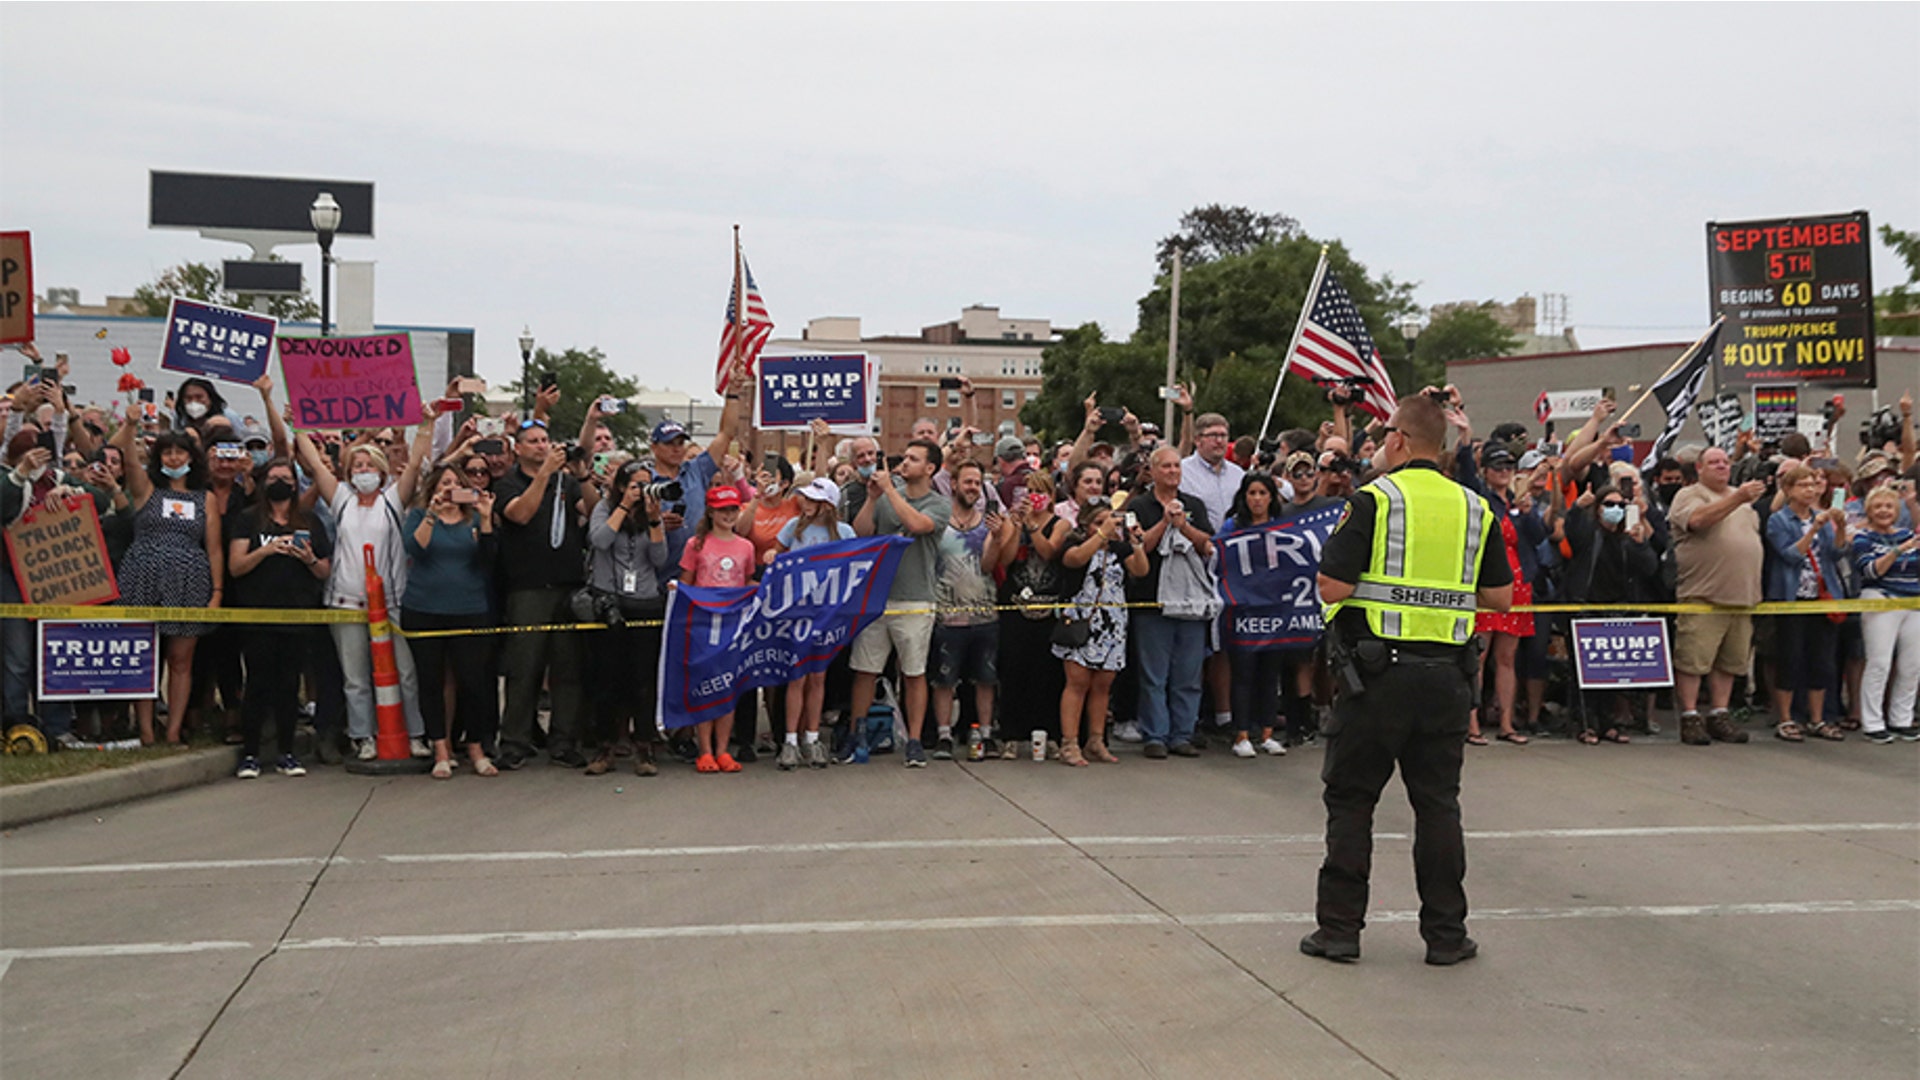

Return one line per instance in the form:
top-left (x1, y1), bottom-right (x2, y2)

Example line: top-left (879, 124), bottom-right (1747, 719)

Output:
top-left (409, 738), bottom-right (431, 759)
top-left (1232, 738), bottom-right (1257, 758)
top-left (1113, 720), bottom-right (1144, 743)
top-left (355, 738), bottom-right (378, 761)
top-left (235, 757), bottom-right (261, 780)
top-left (1260, 738), bottom-right (1287, 756)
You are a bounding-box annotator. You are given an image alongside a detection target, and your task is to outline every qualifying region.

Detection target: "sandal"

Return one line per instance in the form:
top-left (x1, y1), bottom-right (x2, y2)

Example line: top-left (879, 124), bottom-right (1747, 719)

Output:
top-left (1600, 729), bottom-right (1631, 744)
top-left (1806, 722), bottom-right (1846, 742)
top-left (470, 756), bottom-right (499, 777)
top-left (1577, 729), bottom-right (1600, 745)
top-left (1059, 744), bottom-right (1088, 767)
top-left (1774, 721), bottom-right (1805, 743)
top-left (431, 759), bottom-right (454, 780)
top-left (695, 753), bottom-right (719, 773)
top-left (1084, 739), bottom-right (1119, 764)
top-left (1839, 717), bottom-right (1862, 732)
top-left (1465, 733), bottom-right (1489, 746)
top-left (1496, 731), bottom-right (1529, 745)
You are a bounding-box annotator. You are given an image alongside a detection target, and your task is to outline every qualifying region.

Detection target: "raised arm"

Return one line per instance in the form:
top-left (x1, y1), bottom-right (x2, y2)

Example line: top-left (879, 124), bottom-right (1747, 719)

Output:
top-left (112, 412), bottom-right (153, 508)
top-left (292, 429), bottom-right (340, 506)
top-left (254, 375), bottom-right (291, 457)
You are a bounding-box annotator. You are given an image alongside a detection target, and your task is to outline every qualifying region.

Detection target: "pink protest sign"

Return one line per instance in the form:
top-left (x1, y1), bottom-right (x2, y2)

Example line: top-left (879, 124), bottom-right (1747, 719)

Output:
top-left (277, 333), bottom-right (422, 429)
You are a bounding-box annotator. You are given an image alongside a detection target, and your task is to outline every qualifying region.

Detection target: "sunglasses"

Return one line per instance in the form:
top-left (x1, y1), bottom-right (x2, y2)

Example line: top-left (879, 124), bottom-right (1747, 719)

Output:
top-left (519, 419), bottom-right (548, 431)
top-left (463, 467), bottom-right (491, 478)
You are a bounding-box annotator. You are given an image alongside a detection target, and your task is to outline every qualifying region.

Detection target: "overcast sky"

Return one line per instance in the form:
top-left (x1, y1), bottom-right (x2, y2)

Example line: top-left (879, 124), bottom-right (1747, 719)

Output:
top-left (4, 3), bottom-right (1916, 396)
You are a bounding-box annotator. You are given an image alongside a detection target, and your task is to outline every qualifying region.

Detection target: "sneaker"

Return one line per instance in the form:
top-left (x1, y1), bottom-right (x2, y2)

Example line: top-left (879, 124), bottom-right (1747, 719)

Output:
top-left (54, 731), bottom-right (86, 751)
top-left (316, 738), bottom-right (344, 766)
top-left (1679, 712), bottom-right (1711, 746)
top-left (1705, 709), bottom-right (1749, 744)
top-left (1260, 738), bottom-right (1287, 756)
top-left (904, 739), bottom-right (928, 768)
top-left (1169, 742), bottom-right (1201, 758)
top-left (980, 737), bottom-right (1001, 760)
top-left (733, 743), bottom-right (757, 765)
top-left (549, 748), bottom-right (589, 769)
top-left (1864, 729), bottom-right (1896, 745)
top-left (933, 735), bottom-right (955, 761)
top-left (1425, 937), bottom-right (1479, 966)
top-left (1000, 739), bottom-right (1020, 760)
top-left (1112, 719), bottom-right (1144, 744)
top-left (235, 756), bottom-right (261, 780)
top-left (808, 741), bottom-right (830, 768)
top-left (854, 744), bottom-right (871, 764)
top-left (1143, 742), bottom-right (1169, 760)
top-left (1892, 727), bottom-right (1920, 743)
top-left (276, 755), bottom-right (307, 777)
top-left (776, 742), bottom-right (801, 771)
top-left (1188, 731), bottom-right (1210, 750)
top-left (355, 738), bottom-right (378, 761)
top-left (409, 737), bottom-right (432, 759)
top-left (832, 736), bottom-right (859, 765)
top-left (496, 748), bottom-right (528, 771)
top-left (1299, 931), bottom-right (1359, 963)
top-left (1232, 739), bottom-right (1257, 758)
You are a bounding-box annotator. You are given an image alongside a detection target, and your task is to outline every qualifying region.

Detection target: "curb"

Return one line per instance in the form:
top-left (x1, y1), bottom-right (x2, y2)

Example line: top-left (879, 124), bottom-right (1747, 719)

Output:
top-left (0, 747), bottom-right (239, 829)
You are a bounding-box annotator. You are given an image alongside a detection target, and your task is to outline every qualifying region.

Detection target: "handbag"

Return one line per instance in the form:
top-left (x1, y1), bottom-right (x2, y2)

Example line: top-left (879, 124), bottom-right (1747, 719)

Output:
top-left (1050, 613), bottom-right (1092, 650)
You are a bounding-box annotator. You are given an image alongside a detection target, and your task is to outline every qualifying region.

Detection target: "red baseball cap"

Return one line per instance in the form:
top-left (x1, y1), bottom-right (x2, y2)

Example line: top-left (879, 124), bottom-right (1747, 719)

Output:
top-left (706, 485), bottom-right (743, 510)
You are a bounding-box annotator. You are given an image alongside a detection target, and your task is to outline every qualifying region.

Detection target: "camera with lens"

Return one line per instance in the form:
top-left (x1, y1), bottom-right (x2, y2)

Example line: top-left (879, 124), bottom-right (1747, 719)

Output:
top-left (641, 480), bottom-right (683, 503)
top-left (564, 442), bottom-right (589, 465)
top-left (1861, 406), bottom-right (1900, 450)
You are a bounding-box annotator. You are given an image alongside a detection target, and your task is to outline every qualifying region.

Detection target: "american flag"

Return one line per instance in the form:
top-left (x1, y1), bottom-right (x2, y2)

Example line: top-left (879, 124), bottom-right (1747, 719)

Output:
top-left (715, 259), bottom-right (773, 394)
top-left (1286, 269), bottom-right (1398, 420)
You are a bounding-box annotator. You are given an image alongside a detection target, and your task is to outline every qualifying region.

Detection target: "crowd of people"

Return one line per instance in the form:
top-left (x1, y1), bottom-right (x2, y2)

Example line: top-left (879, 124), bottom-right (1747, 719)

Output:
top-left (5, 340), bottom-right (1919, 782)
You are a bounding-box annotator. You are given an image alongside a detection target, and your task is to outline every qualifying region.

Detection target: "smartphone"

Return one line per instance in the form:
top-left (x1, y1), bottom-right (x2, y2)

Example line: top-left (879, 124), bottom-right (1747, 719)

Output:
top-left (22, 363), bottom-right (42, 384)
top-left (451, 487), bottom-right (478, 505)
top-left (1602, 386), bottom-right (1616, 401)
top-left (1097, 405), bottom-right (1124, 423)
top-left (36, 429), bottom-right (57, 454)
top-left (474, 438), bottom-right (505, 455)
top-left (453, 376), bottom-right (488, 395)
top-left (593, 452), bottom-right (613, 474)
top-left (1124, 511), bottom-right (1139, 530)
top-left (136, 387), bottom-right (155, 403)
top-left (1624, 505), bottom-right (1641, 531)
top-left (599, 397), bottom-right (626, 414)
top-left (1029, 492), bottom-right (1049, 512)
top-left (434, 397), bottom-right (464, 414)
top-left (1157, 387), bottom-right (1178, 401)
top-left (971, 431), bottom-right (993, 446)
top-left (292, 529), bottom-right (312, 550)
top-left (141, 402), bottom-right (160, 422)
top-left (1830, 488), bottom-right (1847, 512)
top-left (938, 377), bottom-right (962, 391)
top-left (1618, 423), bottom-right (1642, 439)
top-left (538, 370), bottom-right (558, 391)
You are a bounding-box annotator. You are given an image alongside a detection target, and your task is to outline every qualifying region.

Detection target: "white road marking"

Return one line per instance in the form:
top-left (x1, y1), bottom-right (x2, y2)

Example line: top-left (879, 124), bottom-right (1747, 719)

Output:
top-left (3, 899), bottom-right (1913, 983)
top-left (2, 822), bottom-right (1913, 879)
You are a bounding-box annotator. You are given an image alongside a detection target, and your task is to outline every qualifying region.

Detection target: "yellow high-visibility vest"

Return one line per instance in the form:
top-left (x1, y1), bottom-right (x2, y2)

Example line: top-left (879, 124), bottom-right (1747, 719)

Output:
top-left (1325, 465), bottom-right (1494, 646)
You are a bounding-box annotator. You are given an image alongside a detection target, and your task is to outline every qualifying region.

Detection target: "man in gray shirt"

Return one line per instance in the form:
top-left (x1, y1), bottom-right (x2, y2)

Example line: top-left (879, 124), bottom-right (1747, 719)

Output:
top-left (841, 438), bottom-right (952, 767)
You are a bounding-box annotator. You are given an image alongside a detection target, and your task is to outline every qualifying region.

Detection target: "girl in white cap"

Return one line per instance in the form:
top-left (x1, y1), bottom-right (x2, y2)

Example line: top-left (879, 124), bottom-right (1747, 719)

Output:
top-left (771, 478), bottom-right (856, 769)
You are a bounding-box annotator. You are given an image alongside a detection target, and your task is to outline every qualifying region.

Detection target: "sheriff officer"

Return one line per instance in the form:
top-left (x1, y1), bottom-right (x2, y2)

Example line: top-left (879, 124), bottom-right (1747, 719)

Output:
top-left (1301, 390), bottom-right (1512, 966)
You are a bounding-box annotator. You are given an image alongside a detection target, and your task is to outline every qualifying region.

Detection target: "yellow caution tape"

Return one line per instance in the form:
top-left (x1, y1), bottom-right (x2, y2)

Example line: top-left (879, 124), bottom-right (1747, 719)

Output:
top-left (5, 596), bottom-right (1915, 641)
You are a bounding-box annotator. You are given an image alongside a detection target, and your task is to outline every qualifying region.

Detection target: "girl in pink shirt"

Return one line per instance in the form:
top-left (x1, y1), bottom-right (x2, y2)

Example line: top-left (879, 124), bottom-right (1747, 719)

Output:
top-left (680, 485), bottom-right (755, 771)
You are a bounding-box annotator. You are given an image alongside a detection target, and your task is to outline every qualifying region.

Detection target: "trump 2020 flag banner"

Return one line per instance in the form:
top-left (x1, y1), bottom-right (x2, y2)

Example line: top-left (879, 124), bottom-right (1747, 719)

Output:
top-left (658, 535), bottom-right (910, 729)
top-left (1215, 503), bottom-right (1343, 650)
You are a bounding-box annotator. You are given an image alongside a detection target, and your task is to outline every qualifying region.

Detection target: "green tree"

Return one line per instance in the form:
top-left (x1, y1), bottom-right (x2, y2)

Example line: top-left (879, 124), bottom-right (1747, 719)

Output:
top-left (1019, 323), bottom-right (1164, 442)
top-left (130, 259), bottom-right (321, 321)
top-left (1411, 303), bottom-right (1520, 389)
top-left (505, 346), bottom-right (651, 450)
top-left (1156, 204), bottom-right (1302, 273)
top-left (1876, 224), bottom-right (1919, 337)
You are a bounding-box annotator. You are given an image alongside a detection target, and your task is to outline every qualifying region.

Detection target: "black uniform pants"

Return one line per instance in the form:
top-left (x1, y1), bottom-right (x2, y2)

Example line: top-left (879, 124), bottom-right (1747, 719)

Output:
top-left (1315, 657), bottom-right (1473, 949)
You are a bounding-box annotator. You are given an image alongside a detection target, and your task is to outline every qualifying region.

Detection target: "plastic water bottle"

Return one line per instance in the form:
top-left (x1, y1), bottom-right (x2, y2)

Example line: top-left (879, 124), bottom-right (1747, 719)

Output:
top-left (968, 723), bottom-right (984, 761)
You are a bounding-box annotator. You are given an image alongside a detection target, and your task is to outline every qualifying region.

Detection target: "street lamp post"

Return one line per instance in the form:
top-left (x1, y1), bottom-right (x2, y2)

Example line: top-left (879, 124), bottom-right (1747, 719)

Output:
top-left (309, 192), bottom-right (341, 337)
top-left (518, 326), bottom-right (536, 415)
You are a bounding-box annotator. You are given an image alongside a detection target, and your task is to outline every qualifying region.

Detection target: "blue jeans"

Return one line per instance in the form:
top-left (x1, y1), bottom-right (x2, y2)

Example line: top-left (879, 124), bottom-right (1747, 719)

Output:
top-left (329, 619), bottom-right (423, 741)
top-left (1, 571), bottom-right (73, 737)
top-left (1133, 612), bottom-right (1206, 748)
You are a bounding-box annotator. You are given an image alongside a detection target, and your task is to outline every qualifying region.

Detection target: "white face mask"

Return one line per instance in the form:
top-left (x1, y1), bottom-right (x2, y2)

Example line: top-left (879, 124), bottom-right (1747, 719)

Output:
top-left (350, 471), bottom-right (383, 494)
top-left (184, 401), bottom-right (209, 420)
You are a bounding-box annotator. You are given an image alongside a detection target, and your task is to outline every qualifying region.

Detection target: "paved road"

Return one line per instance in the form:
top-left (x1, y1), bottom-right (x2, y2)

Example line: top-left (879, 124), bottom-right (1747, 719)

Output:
top-left (2, 730), bottom-right (1916, 1079)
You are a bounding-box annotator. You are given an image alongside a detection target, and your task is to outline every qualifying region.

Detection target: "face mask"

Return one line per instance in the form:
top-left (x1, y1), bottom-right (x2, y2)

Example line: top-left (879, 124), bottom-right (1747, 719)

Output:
top-left (857, 463), bottom-right (875, 480)
top-left (265, 480), bottom-right (295, 501)
top-left (1657, 483), bottom-right (1683, 504)
top-left (250, 449), bottom-right (272, 468)
top-left (161, 464), bottom-right (191, 479)
top-left (184, 401), bottom-right (209, 420)
top-left (351, 471), bottom-right (383, 494)
top-left (1600, 505), bottom-right (1627, 527)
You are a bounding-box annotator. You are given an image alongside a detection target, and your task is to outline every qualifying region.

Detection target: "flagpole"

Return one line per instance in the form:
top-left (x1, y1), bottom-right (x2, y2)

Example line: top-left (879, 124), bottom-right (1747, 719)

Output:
top-left (728, 225), bottom-right (745, 397)
top-left (1257, 245), bottom-right (1329, 447)
top-left (1612, 316), bottom-right (1725, 428)
top-left (1162, 248), bottom-right (1182, 434)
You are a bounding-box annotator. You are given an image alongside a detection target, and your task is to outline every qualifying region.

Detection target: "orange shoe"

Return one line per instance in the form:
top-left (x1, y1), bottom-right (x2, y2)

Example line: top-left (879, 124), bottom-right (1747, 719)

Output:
top-left (695, 753), bottom-right (719, 773)
top-left (716, 752), bottom-right (742, 773)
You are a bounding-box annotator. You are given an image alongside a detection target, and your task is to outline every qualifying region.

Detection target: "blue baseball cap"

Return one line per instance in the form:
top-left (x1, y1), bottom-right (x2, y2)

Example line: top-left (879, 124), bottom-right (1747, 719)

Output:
top-left (650, 421), bottom-right (689, 444)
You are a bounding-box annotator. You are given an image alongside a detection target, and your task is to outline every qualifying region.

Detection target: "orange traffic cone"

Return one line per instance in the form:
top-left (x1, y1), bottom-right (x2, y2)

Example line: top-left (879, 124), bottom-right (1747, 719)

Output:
top-left (345, 544), bottom-right (430, 775)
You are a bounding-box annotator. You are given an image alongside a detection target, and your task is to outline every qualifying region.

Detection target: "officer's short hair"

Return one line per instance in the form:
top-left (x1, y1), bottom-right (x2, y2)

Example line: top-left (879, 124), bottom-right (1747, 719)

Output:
top-left (1393, 394), bottom-right (1448, 451)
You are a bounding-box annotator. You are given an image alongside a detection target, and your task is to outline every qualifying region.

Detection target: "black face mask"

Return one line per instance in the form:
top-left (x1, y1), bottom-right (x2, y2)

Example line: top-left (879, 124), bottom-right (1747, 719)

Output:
top-left (265, 480), bottom-right (296, 502)
top-left (1657, 483), bottom-right (1683, 504)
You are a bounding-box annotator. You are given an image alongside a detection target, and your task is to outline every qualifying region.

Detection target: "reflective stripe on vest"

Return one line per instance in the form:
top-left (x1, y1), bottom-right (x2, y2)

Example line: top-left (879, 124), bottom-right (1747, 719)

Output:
top-left (1328, 468), bottom-right (1494, 646)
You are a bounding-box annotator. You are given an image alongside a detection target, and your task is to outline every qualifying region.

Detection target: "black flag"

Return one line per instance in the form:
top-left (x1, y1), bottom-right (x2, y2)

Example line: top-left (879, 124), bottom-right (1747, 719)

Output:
top-left (1641, 321), bottom-right (1723, 470)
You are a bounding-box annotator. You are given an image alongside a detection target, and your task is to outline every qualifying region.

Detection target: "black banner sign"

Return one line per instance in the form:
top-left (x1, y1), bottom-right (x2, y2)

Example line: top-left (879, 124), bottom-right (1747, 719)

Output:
top-left (1706, 211), bottom-right (1875, 386)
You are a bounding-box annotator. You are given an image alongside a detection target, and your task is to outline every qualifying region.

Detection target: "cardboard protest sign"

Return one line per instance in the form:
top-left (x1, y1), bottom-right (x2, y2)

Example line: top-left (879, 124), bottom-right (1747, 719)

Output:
top-left (1695, 391), bottom-right (1744, 452)
top-left (39, 621), bottom-right (159, 700)
top-left (0, 231), bottom-right (32, 344)
top-left (753, 353), bottom-right (872, 434)
top-left (1753, 383), bottom-right (1798, 445)
top-left (160, 297), bottom-right (278, 384)
top-left (4, 493), bottom-right (118, 606)
top-left (1571, 618), bottom-right (1673, 689)
top-left (277, 333), bottom-right (422, 428)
